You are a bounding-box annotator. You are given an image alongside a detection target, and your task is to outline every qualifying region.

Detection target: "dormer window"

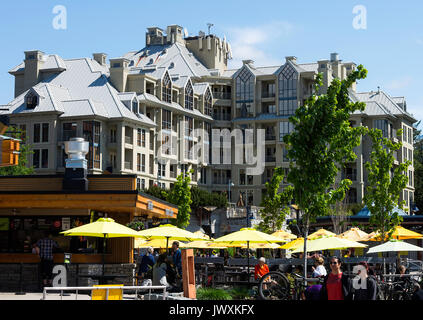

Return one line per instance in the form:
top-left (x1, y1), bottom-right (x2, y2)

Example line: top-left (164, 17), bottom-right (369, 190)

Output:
top-left (204, 88), bottom-right (212, 116)
top-left (26, 93), bottom-right (38, 109)
top-left (132, 99), bottom-right (138, 114)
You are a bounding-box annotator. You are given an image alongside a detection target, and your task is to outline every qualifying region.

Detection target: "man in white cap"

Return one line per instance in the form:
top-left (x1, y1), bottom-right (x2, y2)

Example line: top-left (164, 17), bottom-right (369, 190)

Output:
top-left (254, 257), bottom-right (269, 281)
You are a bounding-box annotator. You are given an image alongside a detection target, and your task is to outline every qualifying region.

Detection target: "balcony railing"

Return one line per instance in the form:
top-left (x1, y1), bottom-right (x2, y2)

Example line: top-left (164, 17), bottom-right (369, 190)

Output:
top-left (124, 161), bottom-right (132, 170)
top-left (262, 92), bottom-right (276, 98)
top-left (212, 177), bottom-right (231, 185)
top-left (265, 156), bottom-right (276, 162)
top-left (125, 136), bottom-right (132, 144)
top-left (213, 92), bottom-right (232, 100)
top-left (341, 171), bottom-right (357, 181)
top-left (265, 134), bottom-right (276, 141)
top-left (213, 113), bottom-right (232, 121)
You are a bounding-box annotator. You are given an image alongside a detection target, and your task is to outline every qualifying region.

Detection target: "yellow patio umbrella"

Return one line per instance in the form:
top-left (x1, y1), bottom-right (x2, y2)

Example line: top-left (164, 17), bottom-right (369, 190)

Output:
top-left (337, 227), bottom-right (370, 242)
top-left (214, 228), bottom-right (284, 284)
top-left (136, 238), bottom-right (187, 249)
top-left (290, 236), bottom-right (367, 254)
top-left (368, 225), bottom-right (423, 241)
top-left (240, 242), bottom-right (282, 249)
top-left (137, 224), bottom-right (205, 252)
top-left (193, 230), bottom-right (213, 240)
top-left (134, 238), bottom-right (148, 248)
top-left (280, 237), bottom-right (304, 250)
top-left (308, 228), bottom-right (337, 239)
top-left (271, 230), bottom-right (297, 241)
top-left (61, 217), bottom-right (145, 277)
top-left (185, 240), bottom-right (230, 249)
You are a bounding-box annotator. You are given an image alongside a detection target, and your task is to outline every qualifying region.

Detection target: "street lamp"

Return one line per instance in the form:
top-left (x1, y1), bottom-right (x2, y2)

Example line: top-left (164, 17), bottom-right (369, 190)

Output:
top-left (228, 179), bottom-right (234, 203)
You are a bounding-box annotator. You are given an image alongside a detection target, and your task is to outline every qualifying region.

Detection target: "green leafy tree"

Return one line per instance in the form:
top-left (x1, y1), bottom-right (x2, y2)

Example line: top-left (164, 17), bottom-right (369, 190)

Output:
top-left (256, 167), bottom-right (293, 233)
top-left (363, 128), bottom-right (411, 242)
top-left (283, 66), bottom-right (368, 277)
top-left (167, 171), bottom-right (193, 229)
top-left (0, 126), bottom-right (34, 176)
top-left (413, 121), bottom-right (423, 215)
top-left (190, 186), bottom-right (228, 210)
top-left (143, 184), bottom-right (169, 201)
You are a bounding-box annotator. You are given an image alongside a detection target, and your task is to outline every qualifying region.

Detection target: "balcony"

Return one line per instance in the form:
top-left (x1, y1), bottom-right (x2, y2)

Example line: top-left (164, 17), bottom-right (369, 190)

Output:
top-left (213, 113), bottom-right (232, 121)
top-left (125, 136), bottom-right (132, 145)
top-left (261, 92), bottom-right (276, 99)
top-left (341, 170), bottom-right (357, 181)
top-left (262, 176), bottom-right (271, 184)
top-left (124, 161), bottom-right (132, 170)
top-left (213, 92), bottom-right (232, 100)
top-left (265, 156), bottom-right (276, 162)
top-left (212, 177), bottom-right (231, 185)
top-left (265, 134), bottom-right (276, 141)
top-left (170, 171), bottom-right (177, 179)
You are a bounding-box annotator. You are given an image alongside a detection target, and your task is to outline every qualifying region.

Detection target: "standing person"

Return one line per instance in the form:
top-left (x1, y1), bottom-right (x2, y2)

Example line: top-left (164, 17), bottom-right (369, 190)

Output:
top-left (305, 257), bottom-right (327, 300)
top-left (254, 257), bottom-right (269, 281)
top-left (137, 247), bottom-right (155, 283)
top-left (351, 261), bottom-right (378, 300)
top-left (171, 241), bottom-right (182, 276)
top-left (320, 256), bottom-right (351, 300)
top-left (152, 253), bottom-right (170, 289)
top-left (35, 232), bottom-right (59, 287)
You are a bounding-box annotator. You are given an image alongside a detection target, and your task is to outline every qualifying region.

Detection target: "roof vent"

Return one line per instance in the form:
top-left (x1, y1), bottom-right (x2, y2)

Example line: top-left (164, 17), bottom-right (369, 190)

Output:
top-left (169, 62), bottom-right (175, 68)
top-left (330, 53), bottom-right (339, 62)
top-left (63, 137), bottom-right (89, 191)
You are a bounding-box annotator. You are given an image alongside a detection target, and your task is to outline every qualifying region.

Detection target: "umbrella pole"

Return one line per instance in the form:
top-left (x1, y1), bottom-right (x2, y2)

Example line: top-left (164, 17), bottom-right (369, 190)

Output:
top-left (166, 237), bottom-right (169, 255)
top-left (247, 241), bottom-right (250, 285)
top-left (102, 234), bottom-right (106, 282)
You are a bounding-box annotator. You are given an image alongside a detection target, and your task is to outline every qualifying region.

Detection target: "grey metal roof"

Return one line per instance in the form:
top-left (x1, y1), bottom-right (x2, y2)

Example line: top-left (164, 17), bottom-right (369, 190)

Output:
top-left (9, 54), bottom-right (67, 74)
top-left (2, 57), bottom-right (155, 127)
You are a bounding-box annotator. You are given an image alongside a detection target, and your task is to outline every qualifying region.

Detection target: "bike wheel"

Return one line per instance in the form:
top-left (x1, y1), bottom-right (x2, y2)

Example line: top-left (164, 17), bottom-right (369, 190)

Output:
top-left (258, 271), bottom-right (290, 300)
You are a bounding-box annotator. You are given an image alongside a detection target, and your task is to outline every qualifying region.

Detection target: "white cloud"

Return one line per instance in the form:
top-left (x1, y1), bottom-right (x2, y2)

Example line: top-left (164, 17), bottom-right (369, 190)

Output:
top-left (385, 76), bottom-right (412, 90)
top-left (225, 21), bottom-right (294, 68)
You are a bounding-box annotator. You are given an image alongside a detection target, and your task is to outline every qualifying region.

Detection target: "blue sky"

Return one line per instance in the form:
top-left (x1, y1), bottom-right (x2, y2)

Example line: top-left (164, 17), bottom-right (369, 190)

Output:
top-left (0, 0), bottom-right (422, 124)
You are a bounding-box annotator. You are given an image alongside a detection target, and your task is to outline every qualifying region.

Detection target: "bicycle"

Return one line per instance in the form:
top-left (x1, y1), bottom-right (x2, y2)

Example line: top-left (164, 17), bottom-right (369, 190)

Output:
top-left (258, 271), bottom-right (323, 300)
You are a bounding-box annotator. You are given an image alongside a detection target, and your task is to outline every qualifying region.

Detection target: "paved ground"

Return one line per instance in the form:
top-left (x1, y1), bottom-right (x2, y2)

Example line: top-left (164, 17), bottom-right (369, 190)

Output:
top-left (0, 292), bottom-right (92, 300)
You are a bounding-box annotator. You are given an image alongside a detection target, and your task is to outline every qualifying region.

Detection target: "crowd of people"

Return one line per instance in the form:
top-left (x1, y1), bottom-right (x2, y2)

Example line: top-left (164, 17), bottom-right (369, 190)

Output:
top-left (135, 241), bottom-right (183, 292)
top-left (255, 255), bottom-right (423, 300)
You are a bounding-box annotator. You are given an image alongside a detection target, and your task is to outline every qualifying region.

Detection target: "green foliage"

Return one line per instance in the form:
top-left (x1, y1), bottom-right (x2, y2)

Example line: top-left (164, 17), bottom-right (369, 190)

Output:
top-left (228, 286), bottom-right (251, 299)
top-left (126, 220), bottom-right (145, 231)
top-left (413, 121), bottom-right (423, 215)
top-left (167, 171), bottom-right (193, 229)
top-left (191, 186), bottom-right (228, 210)
top-left (364, 128), bottom-right (411, 242)
top-left (256, 167), bottom-right (293, 233)
top-left (196, 287), bottom-right (233, 300)
top-left (283, 65), bottom-right (369, 234)
top-left (0, 126), bottom-right (34, 176)
top-left (143, 185), bottom-right (169, 201)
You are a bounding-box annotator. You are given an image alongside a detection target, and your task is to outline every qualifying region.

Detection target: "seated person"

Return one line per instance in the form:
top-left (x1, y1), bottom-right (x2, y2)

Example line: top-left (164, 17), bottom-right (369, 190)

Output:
top-left (152, 253), bottom-right (171, 289)
top-left (254, 257), bottom-right (270, 281)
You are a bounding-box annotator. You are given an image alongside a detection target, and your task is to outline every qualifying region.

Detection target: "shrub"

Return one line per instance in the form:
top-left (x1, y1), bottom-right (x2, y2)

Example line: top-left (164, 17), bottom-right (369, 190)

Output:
top-left (196, 287), bottom-right (233, 300)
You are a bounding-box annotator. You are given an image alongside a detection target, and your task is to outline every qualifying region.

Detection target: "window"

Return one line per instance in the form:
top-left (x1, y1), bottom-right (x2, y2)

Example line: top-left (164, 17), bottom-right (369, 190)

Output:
top-left (185, 116), bottom-right (193, 137)
top-left (33, 149), bottom-right (48, 168)
top-left (33, 149), bottom-right (40, 168)
top-left (409, 170), bottom-right (413, 187)
top-left (264, 104), bottom-right (276, 114)
top-left (404, 190), bottom-right (409, 207)
top-left (141, 179), bottom-right (145, 190)
top-left (33, 123), bottom-right (49, 143)
top-left (142, 154), bottom-right (145, 172)
top-left (63, 123), bottom-right (77, 141)
top-left (83, 121), bottom-right (101, 169)
top-left (235, 67), bottom-right (254, 117)
top-left (26, 94), bottom-right (38, 109)
top-left (204, 88), bottom-right (212, 116)
top-left (137, 129), bottom-right (142, 147)
top-left (110, 153), bottom-right (117, 169)
top-left (185, 81), bottom-right (193, 110)
top-left (408, 149), bottom-right (413, 165)
top-left (162, 72), bottom-right (172, 103)
top-left (18, 124), bottom-right (26, 143)
top-left (279, 121), bottom-right (294, 141)
top-left (374, 119), bottom-right (388, 138)
top-left (132, 100), bottom-right (138, 114)
top-left (162, 110), bottom-right (171, 130)
top-left (142, 129), bottom-right (146, 147)
top-left (110, 127), bottom-right (117, 143)
top-left (403, 125), bottom-right (407, 142)
top-left (158, 163), bottom-right (166, 177)
top-left (137, 153), bottom-right (141, 172)
top-left (408, 127), bottom-right (412, 144)
top-left (278, 64), bottom-right (298, 116)
top-left (240, 169), bottom-right (246, 185)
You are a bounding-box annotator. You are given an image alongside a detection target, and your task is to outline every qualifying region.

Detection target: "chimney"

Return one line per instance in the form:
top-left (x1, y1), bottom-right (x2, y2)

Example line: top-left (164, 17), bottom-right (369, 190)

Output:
top-left (285, 56), bottom-right (297, 64)
top-left (93, 53), bottom-right (107, 66)
top-left (23, 50), bottom-right (45, 92)
top-left (109, 57), bottom-right (130, 92)
top-left (63, 137), bottom-right (89, 191)
top-left (330, 52), bottom-right (339, 62)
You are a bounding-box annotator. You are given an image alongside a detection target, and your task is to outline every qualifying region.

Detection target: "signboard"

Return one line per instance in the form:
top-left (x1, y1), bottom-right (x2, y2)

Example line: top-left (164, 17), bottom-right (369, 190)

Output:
top-left (62, 217), bottom-right (71, 231)
top-left (165, 209), bottom-right (173, 217)
top-left (147, 201), bottom-right (154, 210)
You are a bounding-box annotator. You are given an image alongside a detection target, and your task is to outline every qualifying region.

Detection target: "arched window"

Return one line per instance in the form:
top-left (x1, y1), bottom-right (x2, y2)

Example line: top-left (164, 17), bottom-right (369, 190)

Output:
top-left (26, 93), bottom-right (38, 109)
top-left (235, 67), bottom-right (254, 117)
top-left (185, 81), bottom-right (193, 110)
top-left (278, 64), bottom-right (298, 116)
top-left (204, 88), bottom-right (212, 116)
top-left (162, 72), bottom-right (172, 103)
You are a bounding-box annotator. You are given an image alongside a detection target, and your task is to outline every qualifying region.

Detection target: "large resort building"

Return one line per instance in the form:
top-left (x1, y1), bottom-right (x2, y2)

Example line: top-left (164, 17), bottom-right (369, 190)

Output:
top-left (1, 24), bottom-right (417, 213)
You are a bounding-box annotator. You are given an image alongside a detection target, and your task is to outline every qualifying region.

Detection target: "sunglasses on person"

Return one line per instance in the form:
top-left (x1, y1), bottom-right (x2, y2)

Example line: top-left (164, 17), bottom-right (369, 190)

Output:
top-left (330, 261), bottom-right (339, 265)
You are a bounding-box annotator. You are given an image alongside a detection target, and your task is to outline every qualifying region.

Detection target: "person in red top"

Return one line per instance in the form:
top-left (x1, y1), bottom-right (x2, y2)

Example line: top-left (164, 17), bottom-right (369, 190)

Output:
top-left (254, 257), bottom-right (269, 280)
top-left (320, 256), bottom-right (352, 300)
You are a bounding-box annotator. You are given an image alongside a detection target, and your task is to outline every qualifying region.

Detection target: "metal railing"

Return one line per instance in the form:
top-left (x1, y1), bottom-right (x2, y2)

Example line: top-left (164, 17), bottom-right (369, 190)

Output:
top-left (125, 136), bottom-right (132, 144)
top-left (213, 92), bottom-right (232, 100)
top-left (42, 285), bottom-right (167, 300)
